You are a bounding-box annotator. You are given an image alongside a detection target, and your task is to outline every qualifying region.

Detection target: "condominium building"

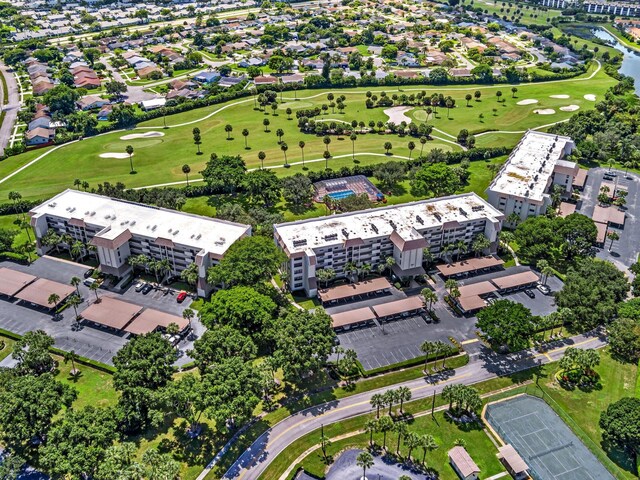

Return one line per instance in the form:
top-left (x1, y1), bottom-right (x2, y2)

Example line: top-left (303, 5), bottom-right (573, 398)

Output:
top-left (274, 193), bottom-right (504, 297)
top-left (30, 190), bottom-right (251, 296)
top-left (486, 130), bottom-right (577, 224)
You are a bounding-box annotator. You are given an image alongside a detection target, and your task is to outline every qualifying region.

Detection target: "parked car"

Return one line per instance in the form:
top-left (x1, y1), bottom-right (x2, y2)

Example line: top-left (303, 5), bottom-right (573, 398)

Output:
top-left (134, 282), bottom-right (146, 292)
top-left (176, 291), bottom-right (188, 303)
top-left (83, 269), bottom-right (94, 279)
top-left (141, 284), bottom-right (153, 295)
top-left (486, 297), bottom-right (498, 305)
top-left (83, 277), bottom-right (97, 287)
top-left (524, 289), bottom-right (536, 299)
top-left (536, 283), bottom-right (551, 295)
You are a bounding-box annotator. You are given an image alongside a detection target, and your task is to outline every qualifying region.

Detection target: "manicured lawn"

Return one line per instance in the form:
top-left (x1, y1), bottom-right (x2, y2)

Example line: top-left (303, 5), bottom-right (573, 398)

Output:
top-left (0, 63), bottom-right (615, 202)
top-left (53, 354), bottom-right (119, 410)
top-left (466, 0), bottom-right (562, 26)
top-left (0, 213), bottom-right (34, 253)
top-left (539, 348), bottom-right (639, 479)
top-left (0, 336), bottom-right (15, 362)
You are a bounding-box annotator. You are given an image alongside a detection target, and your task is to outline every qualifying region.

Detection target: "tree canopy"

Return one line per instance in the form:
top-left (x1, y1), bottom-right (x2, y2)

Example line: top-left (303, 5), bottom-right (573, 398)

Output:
top-left (207, 236), bottom-right (286, 287)
top-left (410, 163), bottom-right (461, 198)
top-left (12, 330), bottom-right (55, 376)
top-left (599, 397), bottom-right (640, 454)
top-left (607, 317), bottom-right (640, 363)
top-left (556, 258), bottom-right (629, 331)
top-left (476, 299), bottom-right (536, 352)
top-left (200, 154), bottom-right (247, 194)
top-left (190, 324), bottom-right (258, 373)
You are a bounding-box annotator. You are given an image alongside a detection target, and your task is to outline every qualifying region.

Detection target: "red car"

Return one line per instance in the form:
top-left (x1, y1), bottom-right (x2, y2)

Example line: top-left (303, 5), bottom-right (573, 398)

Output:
top-left (176, 291), bottom-right (188, 303)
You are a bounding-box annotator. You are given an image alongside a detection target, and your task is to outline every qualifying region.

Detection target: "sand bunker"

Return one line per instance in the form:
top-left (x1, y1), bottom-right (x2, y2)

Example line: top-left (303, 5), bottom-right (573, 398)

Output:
top-left (384, 106), bottom-right (413, 124)
top-left (119, 131), bottom-right (165, 140)
top-left (560, 105), bottom-right (580, 112)
top-left (584, 94), bottom-right (596, 101)
top-left (550, 94), bottom-right (570, 99)
top-left (534, 109), bottom-right (556, 115)
top-left (517, 99), bottom-right (538, 105)
top-left (99, 152), bottom-right (134, 159)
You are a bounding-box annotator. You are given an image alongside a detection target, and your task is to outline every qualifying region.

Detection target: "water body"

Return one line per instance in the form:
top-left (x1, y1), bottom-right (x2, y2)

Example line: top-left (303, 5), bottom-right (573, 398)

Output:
top-left (593, 28), bottom-right (640, 95)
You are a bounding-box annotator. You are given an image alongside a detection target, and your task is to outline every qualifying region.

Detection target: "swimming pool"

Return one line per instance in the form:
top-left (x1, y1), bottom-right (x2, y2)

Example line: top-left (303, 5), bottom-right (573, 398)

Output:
top-left (327, 189), bottom-right (355, 200)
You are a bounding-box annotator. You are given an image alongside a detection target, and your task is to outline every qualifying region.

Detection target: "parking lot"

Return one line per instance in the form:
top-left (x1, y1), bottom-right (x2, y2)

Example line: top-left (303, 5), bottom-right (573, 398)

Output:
top-left (0, 257), bottom-right (202, 366)
top-left (578, 167), bottom-right (640, 268)
top-left (334, 266), bottom-right (563, 372)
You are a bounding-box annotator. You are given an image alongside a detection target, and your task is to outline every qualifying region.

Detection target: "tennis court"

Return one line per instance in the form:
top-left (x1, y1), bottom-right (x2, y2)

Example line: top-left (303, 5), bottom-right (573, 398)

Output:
top-left (485, 395), bottom-right (614, 480)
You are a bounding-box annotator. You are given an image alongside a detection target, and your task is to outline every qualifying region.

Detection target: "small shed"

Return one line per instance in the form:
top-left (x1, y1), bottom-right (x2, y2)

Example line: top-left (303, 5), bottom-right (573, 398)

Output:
top-left (448, 446), bottom-right (480, 480)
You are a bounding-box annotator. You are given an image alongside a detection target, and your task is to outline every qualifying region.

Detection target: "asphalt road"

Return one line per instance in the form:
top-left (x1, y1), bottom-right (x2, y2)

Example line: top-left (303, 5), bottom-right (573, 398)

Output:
top-left (0, 62), bottom-right (20, 156)
top-left (219, 331), bottom-right (606, 480)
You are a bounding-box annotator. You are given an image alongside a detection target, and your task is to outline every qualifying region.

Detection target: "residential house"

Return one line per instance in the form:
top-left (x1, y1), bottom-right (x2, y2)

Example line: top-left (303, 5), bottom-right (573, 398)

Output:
top-left (26, 127), bottom-right (55, 146)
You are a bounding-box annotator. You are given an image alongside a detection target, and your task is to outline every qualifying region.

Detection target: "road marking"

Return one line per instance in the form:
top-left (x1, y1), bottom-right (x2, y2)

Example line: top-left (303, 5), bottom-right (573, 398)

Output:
top-left (461, 338), bottom-right (479, 345)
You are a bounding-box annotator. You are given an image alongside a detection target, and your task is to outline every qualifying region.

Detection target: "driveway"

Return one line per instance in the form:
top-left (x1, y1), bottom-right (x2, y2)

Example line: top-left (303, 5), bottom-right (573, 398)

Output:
top-left (578, 167), bottom-right (640, 270)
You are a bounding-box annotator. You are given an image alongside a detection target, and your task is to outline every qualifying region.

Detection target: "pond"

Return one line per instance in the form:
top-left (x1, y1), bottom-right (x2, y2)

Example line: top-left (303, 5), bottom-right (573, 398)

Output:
top-left (593, 28), bottom-right (640, 95)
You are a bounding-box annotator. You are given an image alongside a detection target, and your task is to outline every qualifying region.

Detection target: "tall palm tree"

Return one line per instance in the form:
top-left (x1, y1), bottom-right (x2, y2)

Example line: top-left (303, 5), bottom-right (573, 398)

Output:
top-left (182, 164), bottom-right (191, 185)
top-left (48, 293), bottom-right (60, 310)
top-left (242, 128), bottom-right (250, 149)
top-left (370, 393), bottom-right (385, 418)
top-left (420, 434), bottom-right (438, 466)
top-left (89, 281), bottom-right (100, 302)
top-left (350, 133), bottom-right (357, 160)
top-left (396, 386), bottom-right (411, 414)
top-left (224, 124), bottom-right (233, 139)
top-left (64, 350), bottom-right (80, 376)
top-left (404, 432), bottom-right (421, 463)
top-left (407, 141), bottom-right (415, 160)
top-left (276, 128), bottom-right (284, 143)
top-left (356, 451), bottom-right (374, 479)
top-left (364, 419), bottom-right (378, 446)
top-left (393, 421), bottom-right (408, 454)
top-left (421, 340), bottom-right (435, 371)
top-left (192, 128), bottom-right (202, 154)
top-left (298, 141), bottom-right (305, 168)
top-left (182, 308), bottom-right (195, 330)
top-left (280, 143), bottom-right (288, 166)
top-left (377, 416), bottom-right (393, 450)
top-left (455, 240), bottom-right (467, 261)
top-left (258, 151), bottom-right (266, 169)
top-left (126, 145), bottom-right (134, 173)
top-left (66, 294), bottom-right (82, 320)
top-left (71, 241), bottom-right (84, 260)
top-left (421, 288), bottom-right (437, 313)
top-left (70, 276), bottom-right (81, 297)
top-left (444, 279), bottom-right (458, 295)
top-left (384, 389), bottom-right (399, 416)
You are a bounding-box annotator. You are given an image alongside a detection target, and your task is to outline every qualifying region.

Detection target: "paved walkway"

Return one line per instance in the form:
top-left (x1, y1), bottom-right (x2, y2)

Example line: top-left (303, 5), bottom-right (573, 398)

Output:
top-left (0, 62), bottom-right (20, 156)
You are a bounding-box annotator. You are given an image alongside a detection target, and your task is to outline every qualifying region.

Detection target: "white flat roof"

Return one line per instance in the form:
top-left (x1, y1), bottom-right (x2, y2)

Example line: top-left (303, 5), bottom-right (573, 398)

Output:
top-left (487, 130), bottom-right (575, 202)
top-left (275, 193), bottom-right (503, 255)
top-left (31, 190), bottom-right (250, 256)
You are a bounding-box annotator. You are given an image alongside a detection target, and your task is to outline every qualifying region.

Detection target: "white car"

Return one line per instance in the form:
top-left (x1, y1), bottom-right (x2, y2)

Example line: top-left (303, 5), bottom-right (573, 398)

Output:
top-left (134, 282), bottom-right (145, 292)
top-left (537, 283), bottom-right (551, 295)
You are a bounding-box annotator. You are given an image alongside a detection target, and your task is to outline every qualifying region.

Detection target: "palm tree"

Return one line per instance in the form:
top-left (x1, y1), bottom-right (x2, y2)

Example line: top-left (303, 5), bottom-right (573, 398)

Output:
top-left (89, 281), bottom-right (100, 302)
top-left (66, 294), bottom-right (82, 320)
top-left (364, 419), bottom-right (378, 446)
top-left (73, 178), bottom-right (81, 189)
top-left (182, 164), bottom-right (191, 185)
top-left (286, 107), bottom-right (292, 120)
top-left (421, 340), bottom-right (435, 371)
top-left (319, 430), bottom-right (332, 462)
top-left (496, 90), bottom-right (503, 102)
top-left (455, 240), bottom-right (467, 261)
top-left (396, 386), bottom-right (411, 414)
top-left (404, 432), bottom-right (421, 463)
top-left (281, 143), bottom-right (289, 166)
top-left (323, 135), bottom-right (331, 154)
top-left (419, 136), bottom-right (427, 156)
top-left (511, 86), bottom-right (518, 98)
top-left (356, 451), bottom-right (374, 479)
top-left (263, 118), bottom-right (270, 132)
top-left (242, 129), bottom-right (250, 149)
top-left (407, 141), bottom-right (415, 159)
top-left (157, 258), bottom-right (172, 283)
top-left (393, 421), bottom-right (408, 454)
top-left (70, 276), bottom-right (81, 297)
top-left (323, 150), bottom-right (331, 169)
top-left (126, 145), bottom-right (134, 173)
top-left (192, 127), bottom-right (202, 154)
top-left (48, 293), bottom-right (60, 310)
top-left (225, 124), bottom-right (233, 139)
top-left (350, 133), bottom-right (357, 160)
top-left (435, 340), bottom-right (450, 369)
top-left (70, 241), bottom-right (84, 260)
top-left (474, 90), bottom-right (481, 101)
top-left (64, 350), bottom-right (80, 376)
top-left (465, 93), bottom-right (472, 106)
top-left (377, 416), bottom-right (393, 450)
top-left (182, 308), bottom-right (195, 329)
top-left (444, 278), bottom-right (458, 296)
top-left (370, 393), bottom-right (385, 418)
top-left (421, 288), bottom-right (437, 313)
top-left (276, 128), bottom-right (284, 143)
top-left (384, 141), bottom-right (392, 154)
top-left (384, 389), bottom-right (398, 416)
top-left (445, 98), bottom-right (453, 118)
top-left (607, 231), bottom-right (619, 251)
top-left (420, 434), bottom-right (438, 466)
top-left (298, 141), bottom-right (306, 168)
top-left (258, 151), bottom-right (266, 169)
